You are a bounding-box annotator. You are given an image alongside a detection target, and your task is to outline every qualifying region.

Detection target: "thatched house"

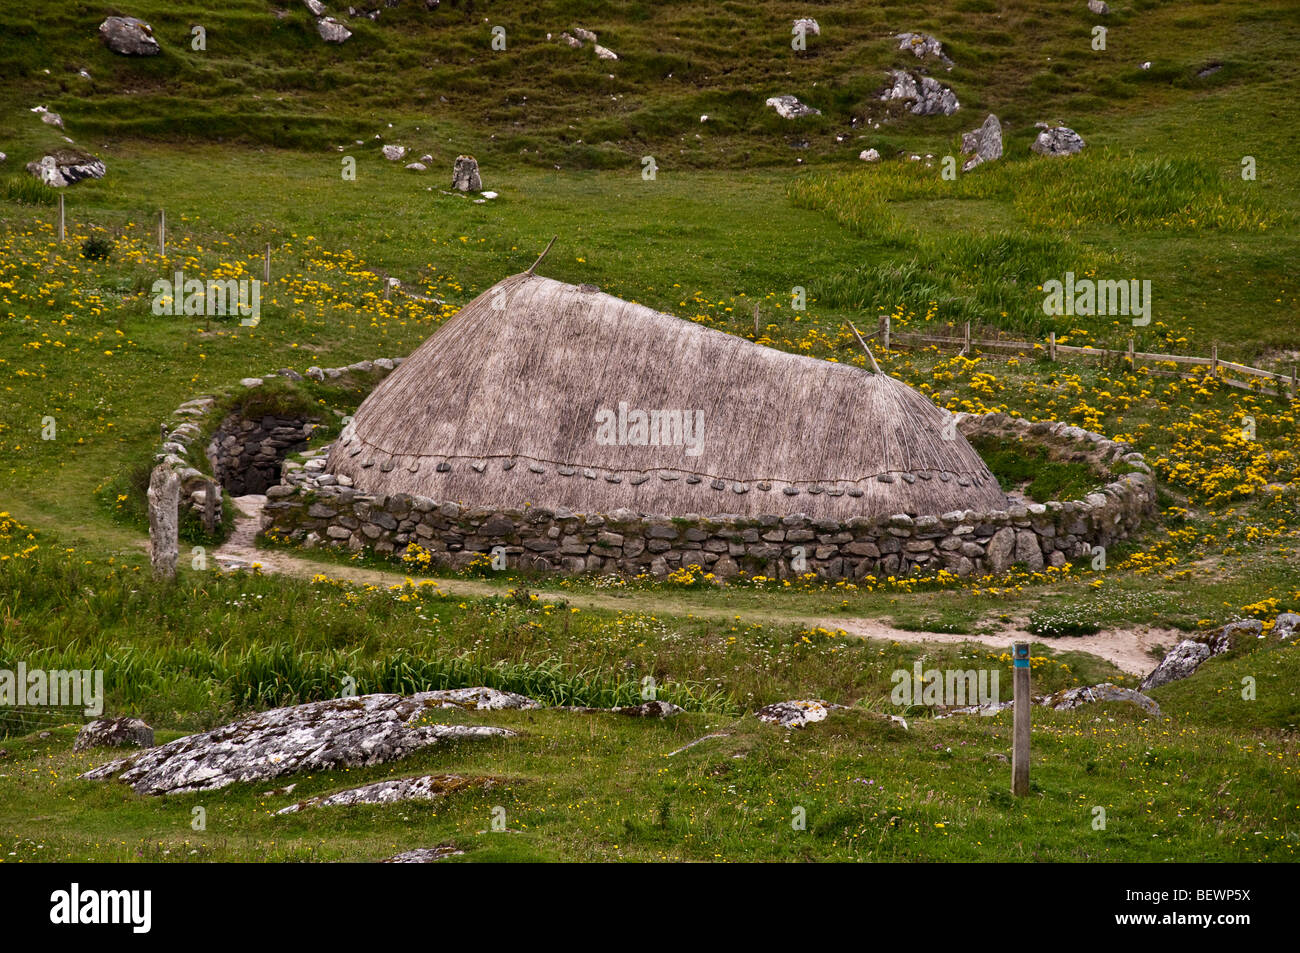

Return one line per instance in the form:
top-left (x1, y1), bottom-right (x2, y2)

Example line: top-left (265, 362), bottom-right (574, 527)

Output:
top-left (324, 272), bottom-right (1005, 521)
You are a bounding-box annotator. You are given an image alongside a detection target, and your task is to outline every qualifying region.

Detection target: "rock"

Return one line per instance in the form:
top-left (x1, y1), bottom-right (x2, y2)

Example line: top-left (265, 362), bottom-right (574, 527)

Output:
top-left (80, 692), bottom-right (517, 795)
top-left (594, 44), bottom-right (618, 61)
top-left (859, 148), bottom-right (881, 162)
top-left (558, 31), bottom-right (583, 49)
top-left (305, 0), bottom-right (327, 14)
top-left (418, 687), bottom-right (541, 710)
top-left (277, 773), bottom-right (496, 813)
top-left (382, 144), bottom-right (406, 161)
top-left (756, 699), bottom-right (843, 728)
top-left (32, 106), bottom-right (63, 128)
top-left (611, 700), bottom-right (683, 718)
top-left (896, 32), bottom-right (953, 69)
top-left (404, 162), bottom-right (426, 171)
top-left (880, 70), bottom-right (960, 116)
top-left (99, 16), bottom-right (160, 56)
top-left (960, 113), bottom-right (1002, 172)
top-left (1140, 639), bottom-right (1213, 690)
top-left (1273, 613), bottom-right (1300, 641)
top-left (1140, 61), bottom-right (1152, 70)
top-left (765, 95), bottom-right (821, 119)
top-left (1031, 123), bottom-right (1086, 156)
top-left (0, 152), bottom-right (6, 163)
top-left (384, 846), bottom-right (464, 862)
top-left (73, 717), bottom-right (154, 752)
top-left (793, 17), bottom-right (820, 36)
top-left (25, 148), bottom-right (106, 188)
top-left (481, 190), bottom-right (498, 199)
top-left (1041, 683), bottom-right (1160, 718)
top-left (1088, 0), bottom-right (1109, 14)
top-left (985, 526), bottom-right (1016, 571)
top-left (317, 17), bottom-right (352, 43)
top-left (452, 154), bottom-right (482, 191)
top-left (572, 27), bottom-right (598, 44)
top-left (147, 465), bottom-right (180, 580)
top-left (239, 377), bottom-right (263, 387)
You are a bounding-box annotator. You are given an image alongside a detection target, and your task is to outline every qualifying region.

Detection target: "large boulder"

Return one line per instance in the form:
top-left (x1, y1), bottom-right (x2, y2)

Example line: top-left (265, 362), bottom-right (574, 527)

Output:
top-left (880, 70), bottom-right (959, 116)
top-left (756, 699), bottom-right (842, 728)
top-left (765, 94), bottom-right (821, 119)
top-left (80, 690), bottom-right (518, 795)
top-left (961, 113), bottom-right (1003, 171)
top-left (1273, 613), bottom-right (1300, 641)
top-left (25, 148), bottom-right (106, 188)
top-left (1031, 123), bottom-right (1086, 156)
top-left (99, 16), bottom-right (160, 56)
top-left (73, 717), bottom-right (154, 752)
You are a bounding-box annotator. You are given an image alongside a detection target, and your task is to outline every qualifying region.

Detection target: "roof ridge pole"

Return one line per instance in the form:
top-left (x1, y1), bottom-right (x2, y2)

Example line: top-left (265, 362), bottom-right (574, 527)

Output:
top-left (848, 320), bottom-right (882, 374)
top-left (526, 235), bottom-right (558, 275)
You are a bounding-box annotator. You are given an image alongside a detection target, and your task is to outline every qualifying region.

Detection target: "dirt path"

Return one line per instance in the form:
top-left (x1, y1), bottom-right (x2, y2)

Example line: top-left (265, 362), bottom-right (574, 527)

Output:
top-left (216, 496), bottom-right (1175, 676)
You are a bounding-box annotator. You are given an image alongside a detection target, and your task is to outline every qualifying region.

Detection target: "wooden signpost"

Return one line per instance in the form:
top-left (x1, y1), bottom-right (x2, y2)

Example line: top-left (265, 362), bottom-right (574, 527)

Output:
top-left (1012, 641), bottom-right (1031, 796)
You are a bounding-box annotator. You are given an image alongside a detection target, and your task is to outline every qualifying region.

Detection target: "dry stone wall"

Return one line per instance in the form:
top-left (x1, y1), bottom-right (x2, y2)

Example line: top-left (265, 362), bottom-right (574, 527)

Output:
top-left (261, 411), bottom-right (1157, 580)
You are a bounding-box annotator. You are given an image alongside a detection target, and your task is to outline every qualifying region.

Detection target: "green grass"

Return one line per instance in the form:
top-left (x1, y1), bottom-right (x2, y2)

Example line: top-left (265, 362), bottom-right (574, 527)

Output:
top-left (0, 0), bottom-right (1298, 862)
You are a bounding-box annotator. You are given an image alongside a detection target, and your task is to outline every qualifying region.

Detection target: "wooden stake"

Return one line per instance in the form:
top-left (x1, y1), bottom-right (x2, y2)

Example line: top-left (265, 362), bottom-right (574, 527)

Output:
top-left (1291, 365), bottom-right (1297, 399)
top-left (526, 235), bottom-right (557, 275)
top-left (1211, 344), bottom-right (1219, 376)
top-left (159, 208), bottom-right (166, 257)
top-left (884, 315), bottom-right (891, 351)
top-left (264, 243), bottom-right (271, 286)
top-left (58, 194), bottom-right (65, 242)
top-left (1012, 642), bottom-right (1031, 796)
top-left (1049, 330), bottom-right (1056, 361)
top-left (753, 302), bottom-right (760, 338)
top-left (848, 321), bottom-right (882, 374)
top-left (1127, 336), bottom-right (1135, 369)
top-left (961, 320), bottom-right (971, 357)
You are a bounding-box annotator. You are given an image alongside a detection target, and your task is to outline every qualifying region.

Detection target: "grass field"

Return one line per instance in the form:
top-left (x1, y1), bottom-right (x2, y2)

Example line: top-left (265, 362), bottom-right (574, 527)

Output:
top-left (0, 0), bottom-right (1298, 863)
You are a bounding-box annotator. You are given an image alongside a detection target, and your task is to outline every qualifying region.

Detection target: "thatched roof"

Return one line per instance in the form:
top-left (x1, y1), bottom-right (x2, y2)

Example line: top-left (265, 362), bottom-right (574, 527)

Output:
top-left (325, 273), bottom-right (1006, 520)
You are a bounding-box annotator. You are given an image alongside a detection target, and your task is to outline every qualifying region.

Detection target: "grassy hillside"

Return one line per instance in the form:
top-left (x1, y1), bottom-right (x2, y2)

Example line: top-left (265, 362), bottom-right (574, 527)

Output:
top-left (0, 0), bottom-right (1297, 863)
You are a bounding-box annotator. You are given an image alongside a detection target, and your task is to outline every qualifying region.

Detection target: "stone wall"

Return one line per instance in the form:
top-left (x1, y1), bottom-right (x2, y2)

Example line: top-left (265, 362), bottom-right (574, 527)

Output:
top-left (260, 413), bottom-right (1158, 580)
top-left (208, 413), bottom-right (315, 495)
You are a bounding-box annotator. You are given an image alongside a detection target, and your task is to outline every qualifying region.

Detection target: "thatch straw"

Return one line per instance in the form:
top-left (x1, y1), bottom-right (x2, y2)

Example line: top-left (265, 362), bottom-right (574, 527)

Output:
top-left (325, 273), bottom-right (1006, 519)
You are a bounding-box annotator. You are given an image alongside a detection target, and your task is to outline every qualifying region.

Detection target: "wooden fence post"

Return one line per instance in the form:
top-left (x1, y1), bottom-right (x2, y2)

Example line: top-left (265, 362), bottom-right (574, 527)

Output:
top-left (1127, 336), bottom-right (1135, 369)
top-left (1049, 331), bottom-right (1056, 361)
top-left (58, 194), bottom-right (65, 242)
top-left (264, 243), bottom-right (271, 285)
top-left (1012, 642), bottom-right (1031, 796)
top-left (1211, 344), bottom-right (1219, 377)
top-left (203, 478), bottom-right (218, 536)
top-left (753, 302), bottom-right (760, 338)
top-left (962, 321), bottom-right (971, 357)
top-left (1291, 365), bottom-right (1297, 399)
top-left (159, 208), bottom-right (166, 256)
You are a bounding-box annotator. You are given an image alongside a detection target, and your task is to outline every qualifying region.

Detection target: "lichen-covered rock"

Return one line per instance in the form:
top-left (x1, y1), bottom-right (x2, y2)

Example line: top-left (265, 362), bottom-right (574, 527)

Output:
top-left (793, 18), bottom-right (820, 37)
top-left (880, 70), bottom-right (959, 116)
top-left (1140, 640), bottom-right (1212, 690)
top-left (1041, 683), bottom-right (1161, 717)
top-left (80, 692), bottom-right (516, 794)
top-left (765, 95), bottom-right (821, 119)
top-left (896, 32), bottom-right (953, 69)
top-left (73, 717), bottom-right (154, 752)
top-left (420, 687), bottom-right (541, 711)
top-left (756, 699), bottom-right (843, 728)
top-left (277, 774), bottom-right (496, 814)
top-left (25, 148), bottom-right (106, 188)
top-left (99, 16), bottom-right (160, 56)
top-left (960, 113), bottom-right (1002, 171)
top-left (317, 17), bottom-right (352, 43)
top-left (859, 148), bottom-right (881, 162)
top-left (1031, 123), bottom-right (1086, 156)
top-left (1088, 0), bottom-right (1110, 14)
top-left (1273, 613), bottom-right (1300, 641)
top-left (384, 846), bottom-right (464, 862)
top-left (452, 154), bottom-right (482, 191)
top-left (611, 700), bottom-right (683, 718)
top-left (382, 144), bottom-right (406, 161)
